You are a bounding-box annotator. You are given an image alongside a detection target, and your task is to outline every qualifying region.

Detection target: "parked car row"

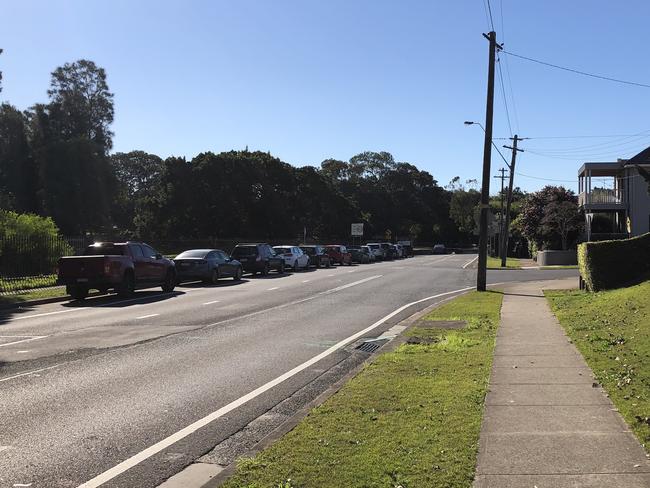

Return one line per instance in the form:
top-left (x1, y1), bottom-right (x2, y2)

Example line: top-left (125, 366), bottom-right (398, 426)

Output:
top-left (57, 240), bottom-right (414, 300)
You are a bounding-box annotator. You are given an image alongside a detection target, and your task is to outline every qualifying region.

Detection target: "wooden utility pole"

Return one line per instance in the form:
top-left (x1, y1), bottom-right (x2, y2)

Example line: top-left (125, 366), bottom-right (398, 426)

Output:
top-left (500, 135), bottom-right (524, 267)
top-left (477, 31), bottom-right (499, 291)
top-left (494, 167), bottom-right (507, 261)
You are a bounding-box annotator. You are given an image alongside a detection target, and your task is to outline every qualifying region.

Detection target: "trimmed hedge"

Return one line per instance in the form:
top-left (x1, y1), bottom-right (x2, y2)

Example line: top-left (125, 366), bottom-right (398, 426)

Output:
top-left (578, 232), bottom-right (650, 291)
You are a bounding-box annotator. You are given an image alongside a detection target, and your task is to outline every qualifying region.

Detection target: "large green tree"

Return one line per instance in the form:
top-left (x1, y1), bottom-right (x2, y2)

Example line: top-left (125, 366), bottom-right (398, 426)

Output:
top-left (0, 104), bottom-right (38, 212)
top-left (28, 60), bottom-right (115, 234)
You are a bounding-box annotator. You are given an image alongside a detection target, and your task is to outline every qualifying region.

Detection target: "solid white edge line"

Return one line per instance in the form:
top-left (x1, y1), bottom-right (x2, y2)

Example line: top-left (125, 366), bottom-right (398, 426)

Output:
top-left (75, 284), bottom-right (473, 488)
top-left (462, 256), bottom-right (479, 269)
top-left (0, 364), bottom-right (60, 383)
top-left (0, 336), bottom-right (48, 348)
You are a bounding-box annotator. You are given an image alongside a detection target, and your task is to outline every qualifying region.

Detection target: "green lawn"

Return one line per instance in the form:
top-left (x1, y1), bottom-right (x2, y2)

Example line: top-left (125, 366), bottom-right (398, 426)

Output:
top-left (486, 256), bottom-right (521, 269)
top-left (0, 286), bottom-right (67, 306)
top-left (0, 274), bottom-right (58, 293)
top-left (546, 281), bottom-right (650, 449)
top-left (222, 291), bottom-right (503, 488)
top-left (540, 265), bottom-right (578, 270)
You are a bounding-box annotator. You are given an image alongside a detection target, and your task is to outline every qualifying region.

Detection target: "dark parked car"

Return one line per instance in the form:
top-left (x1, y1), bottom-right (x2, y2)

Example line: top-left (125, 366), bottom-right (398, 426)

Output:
top-left (325, 245), bottom-right (352, 266)
top-left (173, 249), bottom-right (242, 284)
top-left (348, 246), bottom-right (371, 264)
top-left (231, 243), bottom-right (285, 275)
top-left (300, 245), bottom-right (331, 268)
top-left (433, 243), bottom-right (447, 254)
top-left (57, 241), bottom-right (176, 300)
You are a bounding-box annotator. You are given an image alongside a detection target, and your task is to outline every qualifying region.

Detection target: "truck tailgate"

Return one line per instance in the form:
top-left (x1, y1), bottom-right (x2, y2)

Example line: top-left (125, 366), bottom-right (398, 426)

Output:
top-left (58, 256), bottom-right (107, 282)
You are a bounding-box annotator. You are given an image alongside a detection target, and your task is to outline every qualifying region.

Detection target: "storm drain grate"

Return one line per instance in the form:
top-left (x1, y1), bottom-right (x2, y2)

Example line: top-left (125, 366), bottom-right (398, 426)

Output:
top-left (355, 338), bottom-right (389, 354)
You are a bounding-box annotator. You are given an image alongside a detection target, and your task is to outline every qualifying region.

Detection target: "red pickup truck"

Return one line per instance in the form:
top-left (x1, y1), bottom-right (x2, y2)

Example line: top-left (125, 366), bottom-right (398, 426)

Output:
top-left (57, 242), bottom-right (176, 300)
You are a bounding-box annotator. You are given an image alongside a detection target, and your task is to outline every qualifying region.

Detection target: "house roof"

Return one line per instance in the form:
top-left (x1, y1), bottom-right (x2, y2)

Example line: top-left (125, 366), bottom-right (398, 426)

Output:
top-left (625, 145), bottom-right (650, 164)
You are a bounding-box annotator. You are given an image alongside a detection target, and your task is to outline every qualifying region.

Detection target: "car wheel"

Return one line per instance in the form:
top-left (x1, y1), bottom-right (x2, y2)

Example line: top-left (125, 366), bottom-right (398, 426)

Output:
top-left (279, 263), bottom-right (285, 274)
top-left (118, 271), bottom-right (135, 297)
top-left (233, 266), bottom-right (242, 281)
top-left (293, 261), bottom-right (299, 272)
top-left (262, 262), bottom-right (270, 276)
top-left (162, 270), bottom-right (176, 292)
top-left (69, 285), bottom-right (88, 300)
top-left (210, 268), bottom-right (220, 285)
top-left (326, 260), bottom-right (331, 268)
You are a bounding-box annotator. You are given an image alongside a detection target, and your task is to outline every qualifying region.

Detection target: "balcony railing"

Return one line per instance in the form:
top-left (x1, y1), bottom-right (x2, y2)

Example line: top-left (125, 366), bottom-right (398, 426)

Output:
top-left (578, 189), bottom-right (625, 206)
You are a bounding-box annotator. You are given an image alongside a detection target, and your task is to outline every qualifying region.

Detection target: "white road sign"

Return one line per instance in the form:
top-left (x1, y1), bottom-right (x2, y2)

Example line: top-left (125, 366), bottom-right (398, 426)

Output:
top-left (351, 223), bottom-right (364, 236)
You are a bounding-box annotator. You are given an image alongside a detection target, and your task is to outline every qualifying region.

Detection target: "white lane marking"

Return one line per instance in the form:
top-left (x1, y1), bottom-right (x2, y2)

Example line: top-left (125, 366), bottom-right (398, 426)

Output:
top-left (135, 314), bottom-right (159, 320)
top-left (13, 484), bottom-right (32, 487)
top-left (301, 280), bottom-right (310, 283)
top-left (0, 364), bottom-right (61, 383)
top-left (0, 336), bottom-right (47, 348)
top-left (267, 287), bottom-right (279, 291)
top-left (327, 274), bottom-right (335, 277)
top-left (462, 256), bottom-right (479, 269)
top-left (202, 300), bottom-right (220, 306)
top-left (347, 270), bottom-right (356, 273)
top-left (0, 445), bottom-right (12, 452)
top-left (16, 350), bottom-right (30, 354)
top-left (75, 283), bottom-right (472, 488)
top-left (8, 289), bottom-right (188, 322)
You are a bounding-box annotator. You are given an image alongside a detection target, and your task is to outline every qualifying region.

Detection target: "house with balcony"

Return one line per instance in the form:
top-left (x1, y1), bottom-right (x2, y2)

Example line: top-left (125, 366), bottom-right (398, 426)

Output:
top-left (578, 146), bottom-right (650, 241)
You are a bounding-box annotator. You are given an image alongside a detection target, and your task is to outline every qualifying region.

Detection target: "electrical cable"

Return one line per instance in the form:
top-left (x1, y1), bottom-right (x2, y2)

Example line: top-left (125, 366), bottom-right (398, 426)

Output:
top-left (503, 50), bottom-right (650, 89)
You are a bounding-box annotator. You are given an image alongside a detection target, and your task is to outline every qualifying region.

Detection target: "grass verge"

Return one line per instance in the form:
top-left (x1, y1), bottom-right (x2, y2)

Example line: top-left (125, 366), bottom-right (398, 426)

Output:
top-left (486, 256), bottom-right (521, 269)
top-left (222, 291), bottom-right (503, 488)
top-left (546, 280), bottom-right (650, 450)
top-left (540, 265), bottom-right (578, 270)
top-left (0, 286), bottom-right (67, 306)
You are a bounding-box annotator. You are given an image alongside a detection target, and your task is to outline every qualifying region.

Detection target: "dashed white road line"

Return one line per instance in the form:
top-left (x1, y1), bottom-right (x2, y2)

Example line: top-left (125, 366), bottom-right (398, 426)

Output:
top-left (267, 287), bottom-right (279, 291)
top-left (327, 274), bottom-right (335, 277)
top-left (74, 283), bottom-right (471, 488)
top-left (202, 300), bottom-right (220, 306)
top-left (0, 364), bottom-right (60, 383)
top-left (301, 280), bottom-right (310, 283)
top-left (0, 336), bottom-right (47, 348)
top-left (135, 314), bottom-right (159, 320)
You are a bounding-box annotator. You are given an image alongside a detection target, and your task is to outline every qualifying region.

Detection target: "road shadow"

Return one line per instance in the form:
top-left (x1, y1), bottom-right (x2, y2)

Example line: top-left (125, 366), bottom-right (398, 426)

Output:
top-left (178, 279), bottom-right (250, 289)
top-left (62, 290), bottom-right (186, 308)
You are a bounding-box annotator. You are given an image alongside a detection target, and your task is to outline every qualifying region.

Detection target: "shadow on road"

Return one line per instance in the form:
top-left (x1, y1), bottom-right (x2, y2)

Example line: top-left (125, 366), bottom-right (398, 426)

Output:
top-left (178, 279), bottom-right (250, 288)
top-left (62, 290), bottom-right (187, 308)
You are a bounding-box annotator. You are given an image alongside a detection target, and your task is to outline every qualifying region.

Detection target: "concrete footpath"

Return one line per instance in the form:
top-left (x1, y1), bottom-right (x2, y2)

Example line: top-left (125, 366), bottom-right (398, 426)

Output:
top-left (474, 280), bottom-right (650, 488)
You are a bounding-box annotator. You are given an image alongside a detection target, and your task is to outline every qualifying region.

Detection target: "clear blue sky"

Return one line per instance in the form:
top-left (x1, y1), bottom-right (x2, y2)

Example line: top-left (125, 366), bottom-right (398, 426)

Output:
top-left (2, 0), bottom-right (650, 192)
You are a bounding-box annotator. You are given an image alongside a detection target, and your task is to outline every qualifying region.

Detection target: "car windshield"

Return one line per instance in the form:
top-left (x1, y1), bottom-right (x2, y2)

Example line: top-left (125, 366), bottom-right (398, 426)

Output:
top-left (175, 250), bottom-right (209, 259)
top-left (274, 247), bottom-right (292, 253)
top-left (232, 246), bottom-right (257, 256)
top-left (300, 247), bottom-right (315, 255)
top-left (83, 244), bottom-right (125, 256)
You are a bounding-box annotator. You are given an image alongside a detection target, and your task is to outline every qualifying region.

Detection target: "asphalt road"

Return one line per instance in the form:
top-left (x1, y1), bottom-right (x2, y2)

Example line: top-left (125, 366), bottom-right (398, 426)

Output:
top-left (0, 255), bottom-right (577, 488)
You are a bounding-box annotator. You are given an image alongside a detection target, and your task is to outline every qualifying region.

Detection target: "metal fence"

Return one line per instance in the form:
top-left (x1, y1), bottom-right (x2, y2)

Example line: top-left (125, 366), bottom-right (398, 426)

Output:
top-left (0, 235), bottom-right (93, 295)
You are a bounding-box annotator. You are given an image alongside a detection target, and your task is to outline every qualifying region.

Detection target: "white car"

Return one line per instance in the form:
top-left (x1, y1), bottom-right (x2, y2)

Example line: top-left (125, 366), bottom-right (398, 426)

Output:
top-left (273, 246), bottom-right (310, 271)
top-left (366, 243), bottom-right (384, 260)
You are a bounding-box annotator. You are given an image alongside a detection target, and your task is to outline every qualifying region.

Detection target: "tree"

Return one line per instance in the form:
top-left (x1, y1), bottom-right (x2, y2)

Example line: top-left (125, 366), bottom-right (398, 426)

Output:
top-left (449, 189), bottom-right (481, 235)
top-left (515, 186), bottom-right (581, 251)
top-left (26, 60), bottom-right (116, 234)
top-left (46, 59), bottom-right (114, 152)
top-left (541, 200), bottom-right (583, 250)
top-left (0, 104), bottom-right (38, 212)
top-left (109, 151), bottom-right (164, 234)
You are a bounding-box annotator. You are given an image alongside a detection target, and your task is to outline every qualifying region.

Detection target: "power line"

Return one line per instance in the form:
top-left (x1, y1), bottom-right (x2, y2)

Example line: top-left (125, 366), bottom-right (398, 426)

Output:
top-left (496, 55), bottom-right (513, 136)
top-left (493, 132), bottom-right (650, 140)
top-left (503, 50), bottom-right (650, 89)
top-left (486, 0), bottom-right (496, 31)
top-left (516, 171), bottom-right (575, 183)
top-left (525, 132), bottom-right (650, 154)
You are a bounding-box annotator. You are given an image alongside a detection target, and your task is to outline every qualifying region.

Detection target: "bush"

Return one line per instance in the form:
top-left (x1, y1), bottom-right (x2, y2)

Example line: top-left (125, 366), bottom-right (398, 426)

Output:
top-left (0, 210), bottom-right (73, 279)
top-left (579, 232), bottom-right (650, 291)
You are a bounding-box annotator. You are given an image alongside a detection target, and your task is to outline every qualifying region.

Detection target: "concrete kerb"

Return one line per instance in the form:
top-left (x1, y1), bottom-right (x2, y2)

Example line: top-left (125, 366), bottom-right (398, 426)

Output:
top-left (186, 288), bottom-right (473, 488)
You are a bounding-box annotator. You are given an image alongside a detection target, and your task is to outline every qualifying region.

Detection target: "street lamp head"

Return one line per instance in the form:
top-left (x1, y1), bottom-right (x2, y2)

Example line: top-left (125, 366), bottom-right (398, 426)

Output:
top-left (464, 121), bottom-right (475, 125)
